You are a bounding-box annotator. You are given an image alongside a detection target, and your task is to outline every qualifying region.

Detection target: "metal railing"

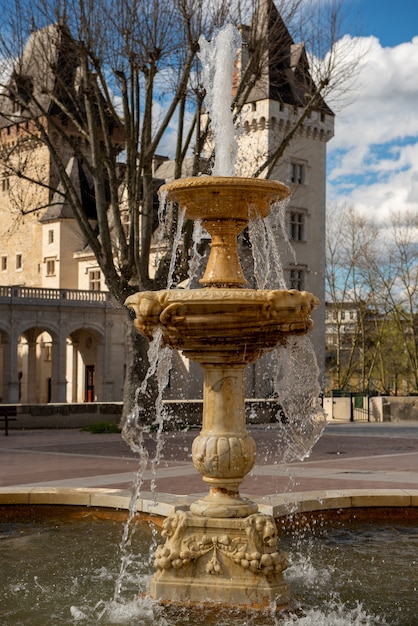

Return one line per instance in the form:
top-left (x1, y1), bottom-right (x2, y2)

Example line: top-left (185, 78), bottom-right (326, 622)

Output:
top-left (331, 389), bottom-right (371, 422)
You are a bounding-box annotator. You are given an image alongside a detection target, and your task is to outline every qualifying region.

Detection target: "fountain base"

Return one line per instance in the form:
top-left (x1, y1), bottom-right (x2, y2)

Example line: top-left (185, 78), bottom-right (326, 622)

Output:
top-left (150, 510), bottom-right (290, 609)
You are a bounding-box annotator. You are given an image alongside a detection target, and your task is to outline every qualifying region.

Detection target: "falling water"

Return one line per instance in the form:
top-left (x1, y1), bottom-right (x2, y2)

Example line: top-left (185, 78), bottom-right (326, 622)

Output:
top-left (117, 203), bottom-right (179, 599)
top-left (115, 329), bottom-right (172, 604)
top-left (248, 202), bottom-right (326, 460)
top-left (187, 218), bottom-right (208, 288)
top-left (273, 336), bottom-right (326, 463)
top-left (248, 201), bottom-right (293, 290)
top-left (167, 208), bottom-right (186, 290)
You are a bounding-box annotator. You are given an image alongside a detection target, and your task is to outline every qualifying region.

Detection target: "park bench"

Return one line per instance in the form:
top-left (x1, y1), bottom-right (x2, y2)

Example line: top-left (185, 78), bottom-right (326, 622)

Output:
top-left (0, 406), bottom-right (17, 435)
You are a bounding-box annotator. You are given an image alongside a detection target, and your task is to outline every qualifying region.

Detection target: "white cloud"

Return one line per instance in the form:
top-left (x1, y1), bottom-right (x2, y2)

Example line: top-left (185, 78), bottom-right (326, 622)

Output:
top-left (327, 35), bottom-right (418, 220)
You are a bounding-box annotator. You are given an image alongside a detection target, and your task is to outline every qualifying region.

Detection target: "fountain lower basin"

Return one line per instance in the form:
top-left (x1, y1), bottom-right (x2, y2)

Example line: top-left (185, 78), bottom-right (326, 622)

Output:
top-left (126, 288), bottom-right (318, 360)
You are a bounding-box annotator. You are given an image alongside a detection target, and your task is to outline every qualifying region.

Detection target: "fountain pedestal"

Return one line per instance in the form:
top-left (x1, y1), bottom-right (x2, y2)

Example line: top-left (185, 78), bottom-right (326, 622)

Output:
top-left (149, 510), bottom-right (290, 608)
top-left (190, 362), bottom-right (257, 518)
top-left (126, 176), bottom-right (319, 610)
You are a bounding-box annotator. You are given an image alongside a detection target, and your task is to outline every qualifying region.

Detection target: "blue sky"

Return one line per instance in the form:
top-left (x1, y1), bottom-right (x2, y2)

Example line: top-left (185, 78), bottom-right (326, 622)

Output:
top-left (327, 1), bottom-right (418, 219)
top-left (351, 0), bottom-right (418, 47)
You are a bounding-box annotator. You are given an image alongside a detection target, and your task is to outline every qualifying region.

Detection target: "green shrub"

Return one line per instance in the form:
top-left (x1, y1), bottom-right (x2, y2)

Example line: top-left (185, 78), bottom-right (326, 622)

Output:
top-left (82, 421), bottom-right (121, 434)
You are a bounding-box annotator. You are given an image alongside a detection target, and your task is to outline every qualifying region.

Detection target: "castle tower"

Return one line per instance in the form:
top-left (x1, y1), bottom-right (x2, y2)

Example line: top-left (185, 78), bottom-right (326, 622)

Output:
top-left (235, 0), bottom-right (335, 383)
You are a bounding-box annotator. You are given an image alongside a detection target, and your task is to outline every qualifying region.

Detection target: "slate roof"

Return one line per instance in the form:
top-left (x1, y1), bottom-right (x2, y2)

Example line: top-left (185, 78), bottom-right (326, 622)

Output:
top-left (0, 23), bottom-right (80, 129)
top-left (246, 0), bottom-right (334, 116)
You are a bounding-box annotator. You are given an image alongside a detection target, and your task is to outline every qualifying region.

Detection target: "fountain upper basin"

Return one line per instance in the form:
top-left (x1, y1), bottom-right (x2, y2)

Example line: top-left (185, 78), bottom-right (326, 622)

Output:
top-left (158, 176), bottom-right (291, 287)
top-left (159, 176), bottom-right (291, 222)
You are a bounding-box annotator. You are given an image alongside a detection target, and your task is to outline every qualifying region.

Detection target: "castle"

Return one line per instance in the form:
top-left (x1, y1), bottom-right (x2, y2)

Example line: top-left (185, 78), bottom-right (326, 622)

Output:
top-left (0, 1), bottom-right (334, 406)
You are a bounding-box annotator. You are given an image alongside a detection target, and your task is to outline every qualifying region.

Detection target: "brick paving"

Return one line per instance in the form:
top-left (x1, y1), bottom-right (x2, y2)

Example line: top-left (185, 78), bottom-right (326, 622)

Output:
top-left (1, 422), bottom-right (418, 497)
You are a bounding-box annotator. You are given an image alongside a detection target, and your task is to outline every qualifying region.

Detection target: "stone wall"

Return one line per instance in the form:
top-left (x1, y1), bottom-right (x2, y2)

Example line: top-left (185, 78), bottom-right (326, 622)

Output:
top-left (0, 403), bottom-right (123, 429)
top-left (324, 395), bottom-right (418, 422)
top-left (381, 396), bottom-right (418, 422)
top-left (0, 398), bottom-right (286, 430)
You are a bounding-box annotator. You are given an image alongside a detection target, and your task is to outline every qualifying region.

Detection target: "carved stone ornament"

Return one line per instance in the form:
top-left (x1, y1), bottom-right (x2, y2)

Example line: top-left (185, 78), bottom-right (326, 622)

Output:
top-left (154, 511), bottom-right (288, 577)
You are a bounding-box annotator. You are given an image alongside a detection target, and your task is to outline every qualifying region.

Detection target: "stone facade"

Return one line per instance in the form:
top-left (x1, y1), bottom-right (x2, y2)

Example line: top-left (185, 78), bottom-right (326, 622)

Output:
top-left (237, 99), bottom-right (333, 378)
top-left (0, 286), bottom-right (125, 404)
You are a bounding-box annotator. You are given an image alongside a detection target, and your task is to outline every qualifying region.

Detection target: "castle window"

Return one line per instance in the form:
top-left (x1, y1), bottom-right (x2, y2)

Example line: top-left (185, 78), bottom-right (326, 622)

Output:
top-left (288, 267), bottom-right (305, 291)
top-left (251, 102), bottom-right (257, 111)
top-left (89, 269), bottom-right (101, 291)
top-left (290, 162), bottom-right (305, 185)
top-left (2, 176), bottom-right (10, 193)
top-left (48, 229), bottom-right (54, 244)
top-left (1, 255), bottom-right (7, 271)
top-left (46, 258), bottom-right (56, 276)
top-left (16, 253), bottom-right (22, 270)
top-left (289, 211), bottom-right (305, 241)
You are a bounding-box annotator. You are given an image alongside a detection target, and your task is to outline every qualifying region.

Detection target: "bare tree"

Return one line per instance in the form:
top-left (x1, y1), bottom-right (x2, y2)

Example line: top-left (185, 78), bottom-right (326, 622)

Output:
top-left (325, 204), bottom-right (381, 392)
top-left (326, 204), bottom-right (418, 395)
top-left (367, 211), bottom-right (418, 392)
top-left (0, 0), bottom-right (361, 418)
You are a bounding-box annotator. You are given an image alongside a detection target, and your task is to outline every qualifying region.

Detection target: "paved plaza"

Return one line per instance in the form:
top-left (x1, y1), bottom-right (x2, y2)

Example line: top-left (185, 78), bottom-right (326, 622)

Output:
top-left (1, 422), bottom-right (418, 499)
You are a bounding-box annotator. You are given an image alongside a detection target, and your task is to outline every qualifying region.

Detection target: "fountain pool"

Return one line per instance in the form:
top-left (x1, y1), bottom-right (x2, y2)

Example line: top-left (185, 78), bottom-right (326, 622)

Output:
top-left (1, 505), bottom-right (417, 625)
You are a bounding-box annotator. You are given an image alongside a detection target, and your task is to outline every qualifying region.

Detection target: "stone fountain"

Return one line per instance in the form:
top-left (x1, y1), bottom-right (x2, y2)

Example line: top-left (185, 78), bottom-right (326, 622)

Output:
top-left (125, 175), bottom-right (319, 609)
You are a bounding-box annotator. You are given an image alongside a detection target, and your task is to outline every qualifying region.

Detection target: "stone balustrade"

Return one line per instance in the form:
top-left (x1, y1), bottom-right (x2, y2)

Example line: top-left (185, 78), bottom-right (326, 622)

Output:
top-left (0, 285), bottom-right (114, 306)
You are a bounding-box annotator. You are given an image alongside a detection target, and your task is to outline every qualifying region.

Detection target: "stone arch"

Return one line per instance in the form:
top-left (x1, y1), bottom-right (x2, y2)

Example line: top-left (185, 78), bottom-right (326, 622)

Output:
top-left (17, 328), bottom-right (55, 403)
top-left (10, 319), bottom-right (102, 404)
top-left (67, 326), bottom-right (105, 402)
